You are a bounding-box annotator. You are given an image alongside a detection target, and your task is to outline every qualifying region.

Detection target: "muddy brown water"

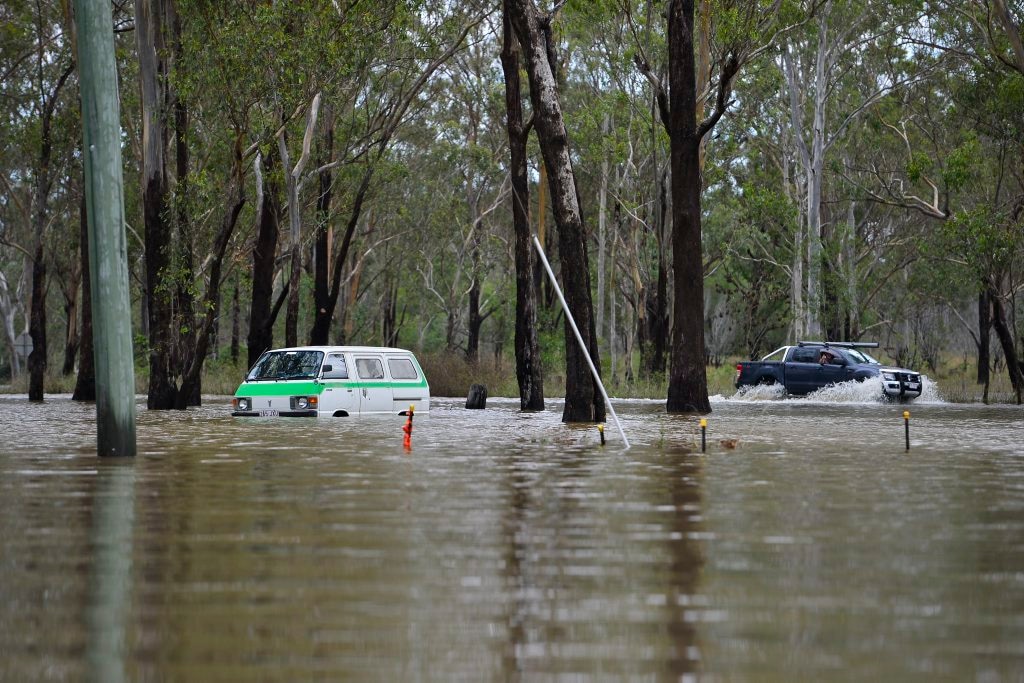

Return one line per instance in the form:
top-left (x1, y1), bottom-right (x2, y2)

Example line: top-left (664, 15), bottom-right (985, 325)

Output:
top-left (1, 387), bottom-right (1022, 681)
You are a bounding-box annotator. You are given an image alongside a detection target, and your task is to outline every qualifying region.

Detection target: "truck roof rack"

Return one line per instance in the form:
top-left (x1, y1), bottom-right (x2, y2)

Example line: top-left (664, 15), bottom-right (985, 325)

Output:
top-left (796, 340), bottom-right (879, 348)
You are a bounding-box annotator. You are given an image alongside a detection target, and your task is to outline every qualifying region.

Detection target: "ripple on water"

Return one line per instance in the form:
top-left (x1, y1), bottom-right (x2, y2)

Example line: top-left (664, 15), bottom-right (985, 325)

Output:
top-left (0, 395), bottom-right (1022, 681)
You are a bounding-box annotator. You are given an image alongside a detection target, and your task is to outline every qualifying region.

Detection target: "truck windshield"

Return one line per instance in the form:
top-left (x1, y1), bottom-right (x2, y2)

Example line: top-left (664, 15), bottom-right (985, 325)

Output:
top-left (846, 349), bottom-right (880, 364)
top-left (246, 350), bottom-right (324, 380)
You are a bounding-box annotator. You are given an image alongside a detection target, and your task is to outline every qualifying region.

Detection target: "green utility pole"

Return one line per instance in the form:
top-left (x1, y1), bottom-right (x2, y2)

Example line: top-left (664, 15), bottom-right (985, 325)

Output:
top-left (76, 0), bottom-right (137, 456)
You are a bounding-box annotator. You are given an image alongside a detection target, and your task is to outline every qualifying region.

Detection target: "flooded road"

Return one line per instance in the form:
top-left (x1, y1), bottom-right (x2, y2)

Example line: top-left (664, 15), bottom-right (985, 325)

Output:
top-left (1, 391), bottom-right (1022, 680)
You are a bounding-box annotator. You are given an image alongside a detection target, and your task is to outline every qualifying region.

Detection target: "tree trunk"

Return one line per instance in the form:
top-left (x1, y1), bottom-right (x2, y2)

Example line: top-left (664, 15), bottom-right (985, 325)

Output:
top-left (73, 193), bottom-right (96, 401)
top-left (247, 150), bottom-right (283, 367)
top-left (977, 289), bottom-right (990, 385)
top-left (27, 247), bottom-right (46, 401)
top-left (309, 168), bottom-right (373, 345)
top-left (26, 58), bottom-right (73, 401)
top-left (311, 108), bottom-right (335, 345)
top-left (596, 112), bottom-right (610, 343)
top-left (990, 285), bottom-right (1023, 404)
top-left (137, 0), bottom-right (178, 409)
top-left (645, 171), bottom-right (669, 375)
top-left (61, 274), bottom-right (80, 376)
top-left (666, 0), bottom-right (711, 414)
top-left (508, 0), bottom-right (603, 423)
top-left (230, 278), bottom-right (240, 363)
top-left (501, 4), bottom-right (544, 411)
top-left (466, 273), bottom-right (482, 363)
top-left (174, 160), bottom-right (246, 408)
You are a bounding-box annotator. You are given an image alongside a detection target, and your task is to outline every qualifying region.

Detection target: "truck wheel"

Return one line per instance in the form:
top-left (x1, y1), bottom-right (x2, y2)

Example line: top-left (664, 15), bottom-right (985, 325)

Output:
top-left (758, 376), bottom-right (776, 385)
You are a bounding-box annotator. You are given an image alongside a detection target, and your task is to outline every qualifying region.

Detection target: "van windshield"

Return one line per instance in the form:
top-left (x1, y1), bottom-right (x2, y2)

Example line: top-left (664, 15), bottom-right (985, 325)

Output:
top-left (247, 350), bottom-right (324, 381)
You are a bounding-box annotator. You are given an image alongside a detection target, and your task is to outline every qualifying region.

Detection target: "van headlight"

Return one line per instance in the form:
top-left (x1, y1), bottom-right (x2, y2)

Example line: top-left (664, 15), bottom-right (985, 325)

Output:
top-left (290, 396), bottom-right (318, 410)
top-left (233, 397), bottom-right (251, 411)
top-left (882, 372), bottom-right (895, 381)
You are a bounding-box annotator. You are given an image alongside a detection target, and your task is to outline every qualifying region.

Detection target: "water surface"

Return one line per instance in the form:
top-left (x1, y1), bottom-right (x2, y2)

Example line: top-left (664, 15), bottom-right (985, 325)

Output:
top-left (1, 391), bottom-right (1022, 680)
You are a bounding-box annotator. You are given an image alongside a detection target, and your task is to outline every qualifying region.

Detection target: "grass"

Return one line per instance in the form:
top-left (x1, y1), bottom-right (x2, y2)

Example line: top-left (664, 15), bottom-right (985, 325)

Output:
top-left (2, 350), bottom-right (1019, 405)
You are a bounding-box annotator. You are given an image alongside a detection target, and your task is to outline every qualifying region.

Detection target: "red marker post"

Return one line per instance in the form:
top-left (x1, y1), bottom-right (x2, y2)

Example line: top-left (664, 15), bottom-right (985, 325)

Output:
top-left (403, 405), bottom-right (415, 451)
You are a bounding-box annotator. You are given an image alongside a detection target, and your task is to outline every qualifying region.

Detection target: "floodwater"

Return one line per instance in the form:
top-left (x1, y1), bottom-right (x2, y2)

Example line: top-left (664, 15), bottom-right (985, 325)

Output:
top-left (1, 383), bottom-right (1022, 681)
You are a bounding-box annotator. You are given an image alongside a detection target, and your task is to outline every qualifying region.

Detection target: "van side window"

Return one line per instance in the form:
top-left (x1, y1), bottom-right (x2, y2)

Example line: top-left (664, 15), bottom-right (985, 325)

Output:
top-left (355, 357), bottom-right (384, 380)
top-left (388, 358), bottom-right (418, 380)
top-left (322, 354), bottom-right (349, 379)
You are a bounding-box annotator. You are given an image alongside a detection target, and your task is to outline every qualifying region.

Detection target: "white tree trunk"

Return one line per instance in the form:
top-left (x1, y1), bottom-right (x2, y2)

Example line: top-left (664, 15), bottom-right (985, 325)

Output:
top-left (596, 112), bottom-right (610, 344)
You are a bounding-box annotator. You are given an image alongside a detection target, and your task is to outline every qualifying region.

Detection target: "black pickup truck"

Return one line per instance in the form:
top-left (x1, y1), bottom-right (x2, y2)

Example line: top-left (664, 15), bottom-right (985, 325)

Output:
top-left (734, 341), bottom-right (924, 401)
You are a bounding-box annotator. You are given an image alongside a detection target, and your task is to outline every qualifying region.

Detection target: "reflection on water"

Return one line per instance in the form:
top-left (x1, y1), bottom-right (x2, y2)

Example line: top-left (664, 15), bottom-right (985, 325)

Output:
top-left (0, 394), bottom-right (1022, 680)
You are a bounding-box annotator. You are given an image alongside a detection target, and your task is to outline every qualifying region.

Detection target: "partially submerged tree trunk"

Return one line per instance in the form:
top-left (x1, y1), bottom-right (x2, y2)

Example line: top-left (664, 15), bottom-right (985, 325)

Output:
top-left (990, 283), bottom-right (1024, 404)
top-left (508, 0), bottom-right (603, 423)
top-left (27, 51), bottom-right (72, 400)
top-left (137, 0), bottom-right (178, 409)
top-left (247, 149), bottom-right (283, 368)
top-left (27, 247), bottom-right (46, 401)
top-left (174, 151), bottom-right (247, 408)
top-left (665, 0), bottom-right (729, 414)
top-left (73, 194), bottom-right (96, 401)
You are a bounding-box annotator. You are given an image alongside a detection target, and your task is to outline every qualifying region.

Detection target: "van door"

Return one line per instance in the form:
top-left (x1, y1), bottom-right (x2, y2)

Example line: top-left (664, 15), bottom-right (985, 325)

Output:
top-left (386, 354), bottom-right (428, 413)
top-left (319, 352), bottom-right (358, 416)
top-left (353, 355), bottom-right (393, 414)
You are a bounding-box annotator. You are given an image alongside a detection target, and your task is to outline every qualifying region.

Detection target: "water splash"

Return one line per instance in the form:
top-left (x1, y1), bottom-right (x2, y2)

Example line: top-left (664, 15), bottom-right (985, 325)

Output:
top-left (720, 375), bottom-right (944, 404)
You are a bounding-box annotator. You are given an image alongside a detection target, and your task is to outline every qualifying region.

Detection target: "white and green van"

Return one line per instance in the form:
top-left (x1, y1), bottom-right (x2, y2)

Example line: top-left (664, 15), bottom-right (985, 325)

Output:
top-left (231, 346), bottom-right (430, 417)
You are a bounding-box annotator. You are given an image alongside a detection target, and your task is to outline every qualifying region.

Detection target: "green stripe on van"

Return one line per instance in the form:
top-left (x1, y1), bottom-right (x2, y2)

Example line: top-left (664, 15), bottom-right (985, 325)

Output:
top-left (235, 378), bottom-right (428, 397)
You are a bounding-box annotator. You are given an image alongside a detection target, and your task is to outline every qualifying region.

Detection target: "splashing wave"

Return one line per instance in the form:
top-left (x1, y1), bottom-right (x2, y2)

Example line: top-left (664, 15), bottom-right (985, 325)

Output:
top-left (716, 375), bottom-right (943, 404)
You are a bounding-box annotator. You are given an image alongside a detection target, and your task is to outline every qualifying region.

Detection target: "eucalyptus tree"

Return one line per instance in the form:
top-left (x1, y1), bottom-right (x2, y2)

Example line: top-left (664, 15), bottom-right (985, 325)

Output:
top-left (853, 4), bottom-right (1024, 402)
top-left (629, 0), bottom-right (790, 413)
top-left (501, 0), bottom-right (544, 410)
top-left (0, 0), bottom-right (77, 399)
top-left (506, 0), bottom-right (606, 423)
top-left (778, 0), bottom-right (928, 340)
top-left (304, 2), bottom-right (488, 347)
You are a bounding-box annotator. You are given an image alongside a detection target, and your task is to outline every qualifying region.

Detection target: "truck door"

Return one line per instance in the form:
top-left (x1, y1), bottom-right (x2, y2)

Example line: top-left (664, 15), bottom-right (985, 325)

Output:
top-left (353, 355), bottom-right (393, 414)
top-left (812, 353), bottom-right (851, 392)
top-left (319, 352), bottom-right (358, 416)
top-left (784, 346), bottom-right (820, 394)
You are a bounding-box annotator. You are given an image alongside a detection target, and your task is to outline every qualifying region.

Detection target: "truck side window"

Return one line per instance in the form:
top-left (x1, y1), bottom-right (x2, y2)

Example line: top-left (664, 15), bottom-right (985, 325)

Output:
top-left (388, 358), bottom-right (418, 380)
top-left (791, 348), bottom-right (818, 363)
top-left (322, 354), bottom-right (349, 379)
top-left (355, 358), bottom-right (385, 380)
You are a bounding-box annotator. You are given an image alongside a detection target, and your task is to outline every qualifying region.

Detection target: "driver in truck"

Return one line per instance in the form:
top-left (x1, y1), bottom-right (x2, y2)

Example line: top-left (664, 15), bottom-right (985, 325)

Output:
top-left (819, 350), bottom-right (836, 364)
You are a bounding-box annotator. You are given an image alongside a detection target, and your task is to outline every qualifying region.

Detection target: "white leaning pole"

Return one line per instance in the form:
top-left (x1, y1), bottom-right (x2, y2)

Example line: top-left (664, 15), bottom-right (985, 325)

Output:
top-left (532, 235), bottom-right (630, 449)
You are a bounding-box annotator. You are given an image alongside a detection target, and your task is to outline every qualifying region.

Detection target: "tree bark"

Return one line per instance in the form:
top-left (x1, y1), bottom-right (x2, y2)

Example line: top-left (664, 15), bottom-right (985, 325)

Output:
top-left (666, 0), bottom-right (715, 414)
top-left (137, 0), bottom-right (178, 409)
top-left (247, 149), bottom-right (283, 368)
top-left (311, 107), bottom-right (335, 345)
top-left (309, 167), bottom-right (373, 345)
top-left (73, 192), bottom-right (96, 401)
top-left (230, 278), bottom-right (240, 363)
top-left (174, 157), bottom-right (246, 408)
top-left (26, 55), bottom-right (73, 400)
top-left (990, 284), bottom-right (1023, 404)
top-left (977, 288), bottom-right (990, 385)
top-left (508, 0), bottom-right (603, 423)
top-left (27, 247), bottom-right (46, 401)
top-left (502, 7), bottom-right (545, 411)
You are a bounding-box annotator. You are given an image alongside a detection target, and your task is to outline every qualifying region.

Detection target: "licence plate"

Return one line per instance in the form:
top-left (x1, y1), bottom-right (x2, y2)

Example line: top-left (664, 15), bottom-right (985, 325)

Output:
top-left (907, 383), bottom-right (919, 390)
top-left (259, 410), bottom-right (279, 417)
